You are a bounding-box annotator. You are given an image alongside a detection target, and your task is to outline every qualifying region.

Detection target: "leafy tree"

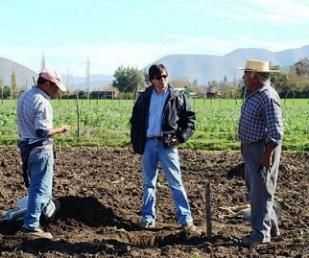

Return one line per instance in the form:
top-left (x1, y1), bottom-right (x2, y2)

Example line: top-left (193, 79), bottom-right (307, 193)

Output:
top-left (294, 58), bottom-right (309, 76)
top-left (192, 79), bottom-right (199, 87)
top-left (77, 90), bottom-right (88, 99)
top-left (271, 59), bottom-right (309, 98)
top-left (271, 72), bottom-right (289, 93)
top-left (113, 66), bottom-right (145, 93)
top-left (207, 80), bottom-right (218, 93)
top-left (171, 79), bottom-right (190, 88)
top-left (143, 69), bottom-right (149, 85)
top-left (0, 78), bottom-right (3, 103)
top-left (2, 86), bottom-right (11, 99)
top-left (11, 71), bottom-right (18, 99)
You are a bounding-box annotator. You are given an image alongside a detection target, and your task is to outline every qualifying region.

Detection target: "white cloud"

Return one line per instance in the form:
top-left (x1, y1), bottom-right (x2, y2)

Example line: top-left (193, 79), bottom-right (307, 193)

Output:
top-left (246, 0), bottom-right (309, 25)
top-left (166, 0), bottom-right (309, 27)
top-left (163, 33), bottom-right (308, 55)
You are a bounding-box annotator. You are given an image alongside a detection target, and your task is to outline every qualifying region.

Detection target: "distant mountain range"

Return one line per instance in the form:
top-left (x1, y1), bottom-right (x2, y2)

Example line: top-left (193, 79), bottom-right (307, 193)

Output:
top-left (145, 45), bottom-right (309, 84)
top-left (0, 57), bottom-right (37, 88)
top-left (61, 74), bottom-right (114, 91)
top-left (0, 57), bottom-right (114, 91)
top-left (1, 45), bottom-right (309, 90)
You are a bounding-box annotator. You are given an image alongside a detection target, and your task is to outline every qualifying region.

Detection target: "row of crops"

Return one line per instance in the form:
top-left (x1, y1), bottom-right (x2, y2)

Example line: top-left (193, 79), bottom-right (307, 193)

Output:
top-left (0, 98), bottom-right (308, 151)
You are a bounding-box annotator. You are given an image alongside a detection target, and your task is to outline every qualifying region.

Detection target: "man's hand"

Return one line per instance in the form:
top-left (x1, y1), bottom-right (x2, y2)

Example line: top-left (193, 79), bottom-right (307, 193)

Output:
top-left (49, 125), bottom-right (70, 136)
top-left (61, 125), bottom-right (70, 133)
top-left (260, 142), bottom-right (276, 167)
top-left (260, 152), bottom-right (273, 167)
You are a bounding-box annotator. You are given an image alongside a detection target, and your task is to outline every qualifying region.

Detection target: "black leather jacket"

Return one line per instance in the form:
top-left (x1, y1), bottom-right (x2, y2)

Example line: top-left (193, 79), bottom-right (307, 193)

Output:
top-left (130, 85), bottom-right (196, 154)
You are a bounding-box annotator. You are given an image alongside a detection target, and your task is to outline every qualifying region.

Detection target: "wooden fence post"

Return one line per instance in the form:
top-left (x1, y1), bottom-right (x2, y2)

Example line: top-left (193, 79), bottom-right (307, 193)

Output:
top-left (205, 180), bottom-right (212, 239)
top-left (75, 92), bottom-right (80, 140)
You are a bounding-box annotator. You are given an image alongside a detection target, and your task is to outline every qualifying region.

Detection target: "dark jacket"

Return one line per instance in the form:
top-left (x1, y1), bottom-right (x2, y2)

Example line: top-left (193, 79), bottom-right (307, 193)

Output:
top-left (130, 85), bottom-right (196, 154)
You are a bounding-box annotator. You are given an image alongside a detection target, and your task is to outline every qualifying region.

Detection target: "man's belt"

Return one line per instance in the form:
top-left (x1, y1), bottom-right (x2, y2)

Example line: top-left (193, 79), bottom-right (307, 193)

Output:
top-left (241, 140), bottom-right (264, 146)
top-left (18, 139), bottom-right (53, 188)
top-left (147, 136), bottom-right (164, 141)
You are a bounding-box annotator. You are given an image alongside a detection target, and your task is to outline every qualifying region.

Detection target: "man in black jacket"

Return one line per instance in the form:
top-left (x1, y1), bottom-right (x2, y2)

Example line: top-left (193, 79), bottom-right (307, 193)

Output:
top-left (130, 64), bottom-right (197, 232)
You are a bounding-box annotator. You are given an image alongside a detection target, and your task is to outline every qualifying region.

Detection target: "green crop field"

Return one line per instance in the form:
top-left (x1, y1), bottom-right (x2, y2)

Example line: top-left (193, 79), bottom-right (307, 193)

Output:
top-left (1, 98), bottom-right (308, 151)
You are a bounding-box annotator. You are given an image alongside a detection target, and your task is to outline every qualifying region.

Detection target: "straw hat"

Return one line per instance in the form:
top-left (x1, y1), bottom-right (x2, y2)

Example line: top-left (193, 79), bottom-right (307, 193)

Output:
top-left (240, 59), bottom-right (280, 73)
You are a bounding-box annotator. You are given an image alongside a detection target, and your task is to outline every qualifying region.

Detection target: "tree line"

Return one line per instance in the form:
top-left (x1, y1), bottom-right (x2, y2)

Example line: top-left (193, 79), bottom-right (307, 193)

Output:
top-left (111, 59), bottom-right (309, 99)
top-left (1, 58), bottom-right (309, 100)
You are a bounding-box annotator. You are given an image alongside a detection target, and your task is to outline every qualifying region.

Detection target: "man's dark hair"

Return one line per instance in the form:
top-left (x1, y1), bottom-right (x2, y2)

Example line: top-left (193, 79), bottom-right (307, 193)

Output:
top-left (256, 72), bottom-right (270, 83)
top-left (148, 64), bottom-right (168, 81)
top-left (37, 77), bottom-right (49, 86)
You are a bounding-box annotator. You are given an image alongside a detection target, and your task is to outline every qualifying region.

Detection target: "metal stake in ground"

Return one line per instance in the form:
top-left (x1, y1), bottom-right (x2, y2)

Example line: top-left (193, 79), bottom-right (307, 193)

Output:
top-left (205, 180), bottom-right (212, 239)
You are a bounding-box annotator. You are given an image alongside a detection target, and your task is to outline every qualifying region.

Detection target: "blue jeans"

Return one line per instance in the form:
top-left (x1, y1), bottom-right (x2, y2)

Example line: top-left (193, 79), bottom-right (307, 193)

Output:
top-left (24, 145), bottom-right (54, 230)
top-left (142, 138), bottom-right (192, 225)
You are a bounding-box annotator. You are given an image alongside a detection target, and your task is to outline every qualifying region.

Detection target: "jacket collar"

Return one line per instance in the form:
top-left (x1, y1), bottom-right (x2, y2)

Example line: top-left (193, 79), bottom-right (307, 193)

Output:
top-left (146, 84), bottom-right (179, 97)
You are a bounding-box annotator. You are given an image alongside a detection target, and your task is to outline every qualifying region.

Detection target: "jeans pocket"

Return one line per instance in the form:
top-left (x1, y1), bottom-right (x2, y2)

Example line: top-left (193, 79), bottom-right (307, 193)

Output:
top-left (29, 146), bottom-right (53, 164)
top-left (30, 146), bottom-right (43, 156)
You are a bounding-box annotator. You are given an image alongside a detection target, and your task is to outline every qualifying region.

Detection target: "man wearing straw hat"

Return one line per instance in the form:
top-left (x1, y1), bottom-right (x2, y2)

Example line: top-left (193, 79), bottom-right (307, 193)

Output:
top-left (238, 60), bottom-right (283, 247)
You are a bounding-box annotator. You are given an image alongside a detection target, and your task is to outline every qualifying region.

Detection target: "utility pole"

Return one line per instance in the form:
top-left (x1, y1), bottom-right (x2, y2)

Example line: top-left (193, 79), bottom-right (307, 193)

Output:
top-left (41, 50), bottom-right (46, 71)
top-left (0, 78), bottom-right (3, 104)
top-left (86, 57), bottom-right (90, 101)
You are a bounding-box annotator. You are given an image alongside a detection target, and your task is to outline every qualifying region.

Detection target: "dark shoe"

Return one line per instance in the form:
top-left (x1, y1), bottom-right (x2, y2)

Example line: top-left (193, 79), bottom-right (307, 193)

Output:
top-left (43, 199), bottom-right (60, 221)
top-left (271, 227), bottom-right (280, 238)
top-left (21, 226), bottom-right (53, 239)
top-left (241, 234), bottom-right (270, 247)
top-left (48, 199), bottom-right (61, 220)
top-left (54, 199), bottom-right (61, 213)
top-left (139, 219), bottom-right (155, 229)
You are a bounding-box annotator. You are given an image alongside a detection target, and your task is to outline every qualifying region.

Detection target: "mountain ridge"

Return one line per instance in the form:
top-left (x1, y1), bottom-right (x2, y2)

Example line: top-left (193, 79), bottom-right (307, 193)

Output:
top-left (1, 45), bottom-right (308, 89)
top-left (146, 44), bottom-right (309, 84)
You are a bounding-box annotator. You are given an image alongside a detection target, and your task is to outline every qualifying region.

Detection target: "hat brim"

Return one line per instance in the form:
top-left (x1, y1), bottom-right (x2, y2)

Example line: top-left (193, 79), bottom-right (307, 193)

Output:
top-left (237, 67), bottom-right (280, 73)
top-left (55, 82), bottom-right (67, 92)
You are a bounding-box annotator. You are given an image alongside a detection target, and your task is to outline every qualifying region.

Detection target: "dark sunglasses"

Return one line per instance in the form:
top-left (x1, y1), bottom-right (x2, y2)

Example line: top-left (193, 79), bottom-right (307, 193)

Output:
top-left (154, 74), bottom-right (168, 80)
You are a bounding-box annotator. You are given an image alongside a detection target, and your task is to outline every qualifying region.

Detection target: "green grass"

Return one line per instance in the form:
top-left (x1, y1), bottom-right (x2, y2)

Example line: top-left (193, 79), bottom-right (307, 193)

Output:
top-left (1, 98), bottom-right (308, 151)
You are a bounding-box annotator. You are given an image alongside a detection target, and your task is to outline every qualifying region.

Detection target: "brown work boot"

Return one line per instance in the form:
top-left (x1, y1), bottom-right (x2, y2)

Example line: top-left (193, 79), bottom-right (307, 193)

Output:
top-left (241, 234), bottom-right (270, 247)
top-left (181, 221), bottom-right (202, 236)
top-left (139, 219), bottom-right (156, 229)
top-left (21, 226), bottom-right (53, 239)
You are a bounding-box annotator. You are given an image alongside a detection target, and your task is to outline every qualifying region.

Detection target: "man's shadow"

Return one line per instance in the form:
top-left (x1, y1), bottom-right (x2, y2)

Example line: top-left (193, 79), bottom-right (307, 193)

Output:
top-left (54, 195), bottom-right (135, 230)
top-left (227, 162), bottom-right (245, 179)
top-left (0, 195), bottom-right (136, 235)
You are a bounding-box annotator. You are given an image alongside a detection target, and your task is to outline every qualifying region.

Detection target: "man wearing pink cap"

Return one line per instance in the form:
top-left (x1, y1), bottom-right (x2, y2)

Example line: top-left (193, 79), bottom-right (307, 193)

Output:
top-left (17, 69), bottom-right (69, 239)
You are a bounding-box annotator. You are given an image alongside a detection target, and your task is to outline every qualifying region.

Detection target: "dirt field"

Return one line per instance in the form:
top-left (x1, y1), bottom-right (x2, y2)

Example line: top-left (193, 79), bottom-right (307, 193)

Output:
top-left (0, 147), bottom-right (308, 257)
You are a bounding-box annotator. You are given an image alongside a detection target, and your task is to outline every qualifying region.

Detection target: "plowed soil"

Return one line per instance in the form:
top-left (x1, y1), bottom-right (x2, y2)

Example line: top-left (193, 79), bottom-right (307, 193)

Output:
top-left (0, 147), bottom-right (308, 257)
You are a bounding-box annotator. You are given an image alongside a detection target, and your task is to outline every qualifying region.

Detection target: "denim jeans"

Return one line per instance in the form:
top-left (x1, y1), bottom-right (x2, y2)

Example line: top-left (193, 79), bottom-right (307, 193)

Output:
top-left (24, 145), bottom-right (54, 230)
top-left (142, 138), bottom-right (192, 225)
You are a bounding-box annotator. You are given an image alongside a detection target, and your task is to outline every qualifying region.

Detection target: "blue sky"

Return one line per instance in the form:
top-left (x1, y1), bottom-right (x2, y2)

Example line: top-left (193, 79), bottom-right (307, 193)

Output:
top-left (1, 0), bottom-right (308, 76)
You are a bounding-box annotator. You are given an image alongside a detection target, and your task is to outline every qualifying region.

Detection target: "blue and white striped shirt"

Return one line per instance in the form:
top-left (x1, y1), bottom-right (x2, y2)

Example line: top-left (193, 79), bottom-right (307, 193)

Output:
top-left (238, 82), bottom-right (283, 144)
top-left (17, 86), bottom-right (53, 142)
top-left (146, 87), bottom-right (169, 137)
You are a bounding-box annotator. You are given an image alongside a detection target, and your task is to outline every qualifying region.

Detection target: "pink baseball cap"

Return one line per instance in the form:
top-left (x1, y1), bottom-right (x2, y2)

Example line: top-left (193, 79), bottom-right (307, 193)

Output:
top-left (39, 69), bottom-right (67, 92)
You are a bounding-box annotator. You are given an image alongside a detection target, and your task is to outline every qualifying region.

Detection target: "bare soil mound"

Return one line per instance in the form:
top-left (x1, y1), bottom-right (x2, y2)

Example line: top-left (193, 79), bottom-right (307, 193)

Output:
top-left (0, 147), bottom-right (308, 257)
